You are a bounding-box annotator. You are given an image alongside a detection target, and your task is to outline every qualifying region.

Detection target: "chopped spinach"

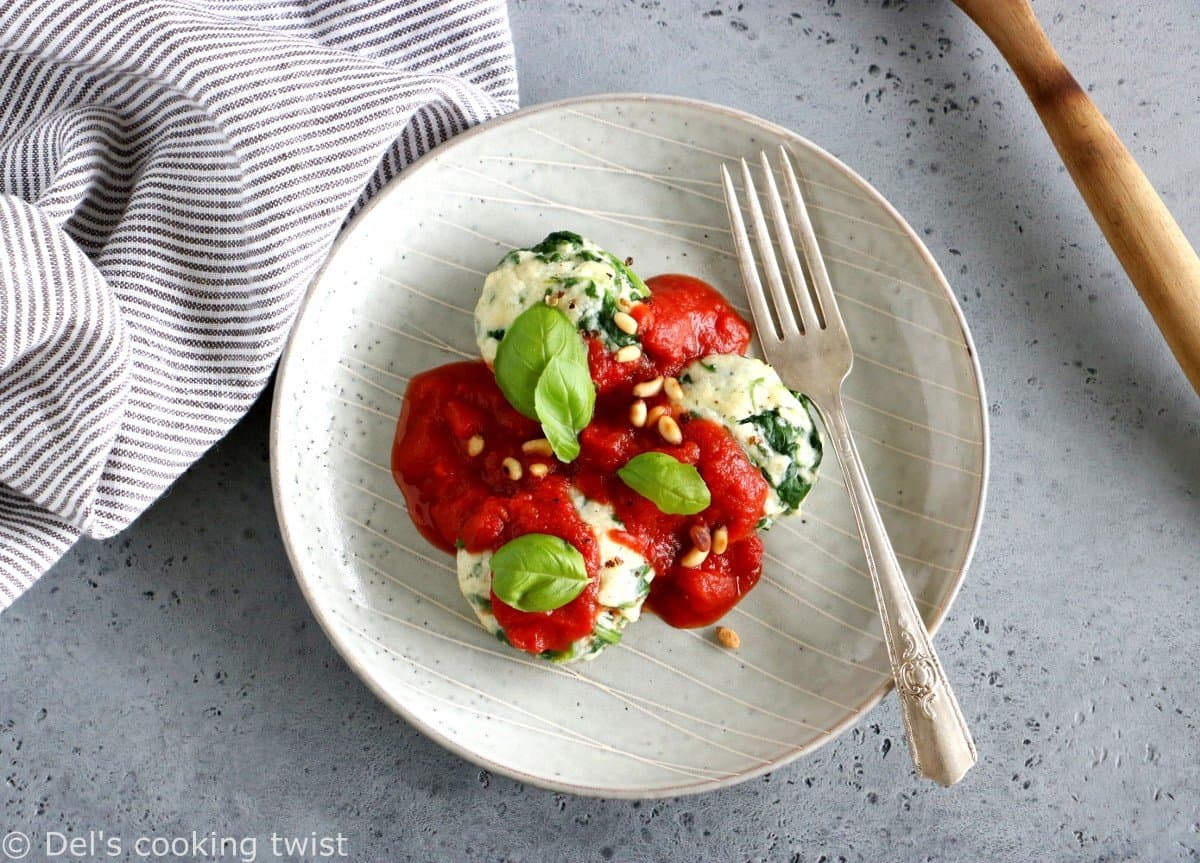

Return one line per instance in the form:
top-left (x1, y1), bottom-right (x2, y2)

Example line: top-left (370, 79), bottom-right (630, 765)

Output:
top-left (738, 404), bottom-right (821, 510)
top-left (631, 565), bottom-right (653, 601)
top-left (593, 623), bottom-right (623, 646)
top-left (466, 593), bottom-right (492, 611)
top-left (485, 328), bottom-right (506, 341)
top-left (574, 249), bottom-right (606, 264)
top-left (738, 409), bottom-right (801, 455)
top-left (542, 639), bottom-right (589, 662)
top-left (772, 461), bottom-right (814, 510)
top-left (530, 231), bottom-right (648, 299)
top-left (493, 231), bottom-right (650, 351)
top-left (531, 230), bottom-right (586, 257)
top-left (797, 393), bottom-right (824, 472)
top-left (583, 292), bottom-right (640, 348)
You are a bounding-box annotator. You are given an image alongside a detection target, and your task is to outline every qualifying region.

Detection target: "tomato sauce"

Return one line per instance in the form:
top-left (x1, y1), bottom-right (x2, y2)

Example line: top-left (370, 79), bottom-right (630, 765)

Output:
top-left (459, 478), bottom-right (602, 654)
top-left (391, 274), bottom-right (766, 653)
top-left (587, 274), bottom-right (751, 394)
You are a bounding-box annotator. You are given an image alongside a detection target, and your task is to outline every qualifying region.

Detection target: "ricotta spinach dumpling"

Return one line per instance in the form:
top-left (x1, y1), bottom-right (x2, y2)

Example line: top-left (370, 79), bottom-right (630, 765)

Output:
top-left (456, 488), bottom-right (654, 663)
top-left (396, 227), bottom-right (826, 662)
top-left (673, 355), bottom-right (822, 525)
top-left (475, 231), bottom-right (649, 364)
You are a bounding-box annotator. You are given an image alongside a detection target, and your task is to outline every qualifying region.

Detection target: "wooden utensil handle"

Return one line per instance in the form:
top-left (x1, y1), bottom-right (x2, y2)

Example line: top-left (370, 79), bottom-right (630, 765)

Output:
top-left (954, 0), bottom-right (1200, 394)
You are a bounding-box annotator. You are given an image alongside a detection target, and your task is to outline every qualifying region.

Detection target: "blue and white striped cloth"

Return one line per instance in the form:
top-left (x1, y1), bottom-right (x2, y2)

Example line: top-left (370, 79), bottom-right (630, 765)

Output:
top-left (0, 0), bottom-right (518, 609)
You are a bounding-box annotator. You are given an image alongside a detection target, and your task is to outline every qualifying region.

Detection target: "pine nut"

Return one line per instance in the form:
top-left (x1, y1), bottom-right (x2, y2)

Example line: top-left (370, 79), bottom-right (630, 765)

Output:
top-left (528, 463), bottom-right (549, 478)
top-left (632, 376), bottom-right (664, 398)
top-left (646, 405), bottom-right (668, 427)
top-left (689, 524), bottom-right (711, 553)
top-left (501, 457), bottom-right (523, 481)
top-left (680, 546), bottom-right (709, 568)
top-left (616, 297), bottom-right (633, 312)
top-left (663, 376), bottom-right (684, 402)
top-left (629, 399), bottom-right (648, 427)
top-left (521, 438), bottom-right (554, 457)
top-left (615, 345), bottom-right (642, 363)
top-left (466, 435), bottom-right (484, 457)
top-left (711, 526), bottom-right (729, 555)
top-left (545, 293), bottom-right (560, 306)
top-left (613, 311), bottom-right (638, 335)
top-left (657, 415), bottom-right (683, 445)
top-left (716, 626), bottom-right (741, 649)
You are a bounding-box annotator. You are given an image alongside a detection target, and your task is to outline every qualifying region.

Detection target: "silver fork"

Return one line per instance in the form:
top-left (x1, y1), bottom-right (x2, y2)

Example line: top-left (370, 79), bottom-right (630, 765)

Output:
top-left (722, 148), bottom-right (977, 786)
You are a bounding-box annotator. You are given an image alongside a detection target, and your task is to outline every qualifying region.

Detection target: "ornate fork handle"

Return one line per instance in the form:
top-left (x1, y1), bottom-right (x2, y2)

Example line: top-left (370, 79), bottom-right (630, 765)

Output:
top-left (722, 148), bottom-right (977, 784)
top-left (815, 388), bottom-right (978, 786)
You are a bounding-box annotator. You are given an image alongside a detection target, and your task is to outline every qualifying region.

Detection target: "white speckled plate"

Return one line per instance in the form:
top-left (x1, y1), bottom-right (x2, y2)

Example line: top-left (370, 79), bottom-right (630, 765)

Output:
top-left (270, 95), bottom-right (988, 797)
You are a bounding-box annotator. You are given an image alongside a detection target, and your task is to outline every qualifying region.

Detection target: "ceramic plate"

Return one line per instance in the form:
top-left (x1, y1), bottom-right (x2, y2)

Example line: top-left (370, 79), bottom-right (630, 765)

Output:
top-left (270, 95), bottom-right (988, 797)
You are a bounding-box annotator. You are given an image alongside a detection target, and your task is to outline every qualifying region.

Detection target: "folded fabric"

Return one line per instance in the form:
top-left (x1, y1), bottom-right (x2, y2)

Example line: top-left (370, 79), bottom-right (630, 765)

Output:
top-left (0, 0), bottom-right (518, 609)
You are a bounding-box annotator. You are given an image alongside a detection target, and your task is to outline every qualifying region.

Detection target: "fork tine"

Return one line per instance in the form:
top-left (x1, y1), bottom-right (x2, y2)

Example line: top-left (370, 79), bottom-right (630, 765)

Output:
top-left (721, 164), bottom-right (779, 342)
top-left (739, 159), bottom-right (799, 337)
top-left (758, 150), bottom-right (821, 333)
top-left (778, 145), bottom-right (844, 332)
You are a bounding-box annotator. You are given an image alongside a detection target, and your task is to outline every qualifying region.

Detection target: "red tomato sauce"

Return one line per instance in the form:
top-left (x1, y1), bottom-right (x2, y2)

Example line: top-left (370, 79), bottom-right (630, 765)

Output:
top-left (587, 274), bottom-right (751, 394)
top-left (460, 477), bottom-right (602, 654)
top-left (391, 274), bottom-right (765, 653)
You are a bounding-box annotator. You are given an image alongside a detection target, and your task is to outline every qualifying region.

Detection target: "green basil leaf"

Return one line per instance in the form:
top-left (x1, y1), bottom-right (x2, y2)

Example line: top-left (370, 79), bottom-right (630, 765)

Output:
top-left (534, 355), bottom-right (595, 462)
top-left (493, 304), bottom-right (587, 419)
top-left (617, 451), bottom-right (711, 515)
top-left (490, 533), bottom-right (590, 612)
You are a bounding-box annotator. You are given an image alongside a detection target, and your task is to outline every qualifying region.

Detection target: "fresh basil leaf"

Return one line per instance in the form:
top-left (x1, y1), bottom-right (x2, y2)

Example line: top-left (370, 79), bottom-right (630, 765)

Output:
top-left (490, 533), bottom-right (590, 612)
top-left (534, 355), bottom-right (595, 462)
top-left (617, 451), bottom-right (711, 515)
top-left (493, 304), bottom-right (587, 418)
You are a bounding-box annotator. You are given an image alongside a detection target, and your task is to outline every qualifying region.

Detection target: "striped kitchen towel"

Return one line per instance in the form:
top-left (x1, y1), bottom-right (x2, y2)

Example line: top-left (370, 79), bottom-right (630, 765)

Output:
top-left (0, 0), bottom-right (518, 609)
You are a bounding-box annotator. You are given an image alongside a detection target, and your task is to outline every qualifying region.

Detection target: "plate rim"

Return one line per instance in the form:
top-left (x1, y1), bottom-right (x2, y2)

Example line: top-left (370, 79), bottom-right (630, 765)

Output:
top-left (269, 92), bottom-right (991, 798)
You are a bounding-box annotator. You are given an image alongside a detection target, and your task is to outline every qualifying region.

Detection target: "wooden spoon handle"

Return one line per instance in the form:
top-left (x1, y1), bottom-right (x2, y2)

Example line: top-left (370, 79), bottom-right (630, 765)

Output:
top-left (953, 0), bottom-right (1200, 393)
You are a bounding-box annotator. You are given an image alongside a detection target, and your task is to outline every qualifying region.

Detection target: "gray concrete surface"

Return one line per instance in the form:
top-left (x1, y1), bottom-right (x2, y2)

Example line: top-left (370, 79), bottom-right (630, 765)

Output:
top-left (2, 1), bottom-right (1199, 861)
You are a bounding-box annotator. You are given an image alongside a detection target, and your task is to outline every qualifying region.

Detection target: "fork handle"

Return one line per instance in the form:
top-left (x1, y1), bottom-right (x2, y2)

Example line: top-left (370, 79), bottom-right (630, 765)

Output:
top-left (817, 390), bottom-right (977, 786)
